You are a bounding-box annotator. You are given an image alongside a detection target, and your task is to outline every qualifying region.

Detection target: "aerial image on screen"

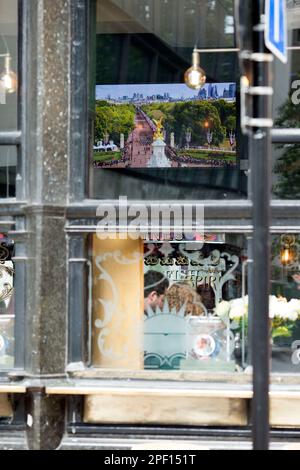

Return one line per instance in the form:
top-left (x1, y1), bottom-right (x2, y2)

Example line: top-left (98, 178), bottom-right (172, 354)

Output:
top-left (94, 82), bottom-right (237, 169)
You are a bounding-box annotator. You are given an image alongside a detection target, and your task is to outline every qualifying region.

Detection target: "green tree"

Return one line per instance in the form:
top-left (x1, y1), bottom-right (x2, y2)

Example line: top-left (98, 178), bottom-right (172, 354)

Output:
top-left (141, 100), bottom-right (229, 147)
top-left (273, 79), bottom-right (300, 198)
top-left (94, 101), bottom-right (135, 144)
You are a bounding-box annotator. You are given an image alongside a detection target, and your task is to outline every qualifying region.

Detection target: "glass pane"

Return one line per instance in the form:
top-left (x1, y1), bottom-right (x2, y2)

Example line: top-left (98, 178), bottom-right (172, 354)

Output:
top-left (270, 234), bottom-right (300, 373)
top-left (273, 1), bottom-right (300, 127)
top-left (272, 143), bottom-right (300, 199)
top-left (91, 233), bottom-right (249, 373)
top-left (272, 2), bottom-right (300, 200)
top-left (0, 146), bottom-right (16, 197)
top-left (0, 0), bottom-right (18, 130)
top-left (0, 233), bottom-right (15, 369)
top-left (90, 0), bottom-right (248, 200)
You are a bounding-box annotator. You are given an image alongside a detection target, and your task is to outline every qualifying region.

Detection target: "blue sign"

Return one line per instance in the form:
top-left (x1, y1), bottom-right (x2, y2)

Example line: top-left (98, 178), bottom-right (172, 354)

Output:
top-left (265, 0), bottom-right (288, 63)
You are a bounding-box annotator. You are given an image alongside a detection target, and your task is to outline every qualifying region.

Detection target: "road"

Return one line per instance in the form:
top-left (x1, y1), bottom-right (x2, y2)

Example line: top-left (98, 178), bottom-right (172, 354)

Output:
top-left (126, 111), bottom-right (154, 167)
top-left (94, 109), bottom-right (235, 168)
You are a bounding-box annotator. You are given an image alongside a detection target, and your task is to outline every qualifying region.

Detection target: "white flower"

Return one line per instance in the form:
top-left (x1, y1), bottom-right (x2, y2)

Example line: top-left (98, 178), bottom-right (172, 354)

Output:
top-left (214, 295), bottom-right (300, 324)
top-left (229, 297), bottom-right (247, 319)
top-left (269, 296), bottom-right (280, 319)
top-left (288, 310), bottom-right (298, 322)
top-left (269, 296), bottom-right (300, 321)
top-left (288, 299), bottom-right (300, 315)
top-left (214, 300), bottom-right (231, 319)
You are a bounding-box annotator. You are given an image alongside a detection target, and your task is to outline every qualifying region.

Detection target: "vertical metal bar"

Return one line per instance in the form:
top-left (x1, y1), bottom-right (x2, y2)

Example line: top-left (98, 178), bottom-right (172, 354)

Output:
top-left (68, 234), bottom-right (88, 365)
top-left (247, 235), bottom-right (254, 367)
top-left (251, 0), bottom-right (272, 451)
top-left (12, 224), bottom-right (26, 369)
top-left (70, 0), bottom-right (89, 202)
top-left (12, 0), bottom-right (27, 370)
top-left (17, 0), bottom-right (25, 201)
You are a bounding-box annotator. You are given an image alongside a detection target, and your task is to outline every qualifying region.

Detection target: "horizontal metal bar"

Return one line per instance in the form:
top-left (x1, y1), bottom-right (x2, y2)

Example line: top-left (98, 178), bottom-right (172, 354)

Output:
top-left (193, 47), bottom-right (300, 53)
top-left (243, 117), bottom-right (274, 128)
top-left (0, 221), bottom-right (16, 226)
top-left (0, 131), bottom-right (22, 146)
top-left (247, 86), bottom-right (274, 96)
top-left (271, 128), bottom-right (300, 143)
top-left (194, 48), bottom-right (239, 53)
top-left (65, 225), bottom-right (300, 235)
top-left (240, 52), bottom-right (274, 62)
top-left (0, 202), bottom-right (25, 216)
top-left (66, 424), bottom-right (300, 441)
top-left (66, 201), bottom-right (253, 220)
top-left (271, 200), bottom-right (300, 216)
top-left (65, 201), bottom-right (300, 230)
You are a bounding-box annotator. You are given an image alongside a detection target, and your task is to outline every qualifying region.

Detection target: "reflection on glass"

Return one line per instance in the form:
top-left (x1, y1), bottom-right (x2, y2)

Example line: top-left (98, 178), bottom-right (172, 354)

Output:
top-left (272, 144), bottom-right (300, 199)
top-left (0, 234), bottom-right (15, 369)
top-left (1, 54), bottom-right (17, 94)
top-left (271, 234), bottom-right (300, 373)
top-left (90, 233), bottom-right (300, 375)
top-left (0, 0), bottom-right (18, 130)
top-left (91, 0), bottom-right (247, 200)
top-left (0, 146), bottom-right (16, 198)
top-left (270, 2), bottom-right (300, 200)
top-left (273, 2), bottom-right (300, 126)
top-left (91, 233), bottom-right (247, 372)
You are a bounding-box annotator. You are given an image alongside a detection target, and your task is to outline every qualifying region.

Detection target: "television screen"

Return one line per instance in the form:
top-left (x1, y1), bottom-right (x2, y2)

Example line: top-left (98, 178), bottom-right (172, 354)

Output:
top-left (94, 83), bottom-right (237, 169)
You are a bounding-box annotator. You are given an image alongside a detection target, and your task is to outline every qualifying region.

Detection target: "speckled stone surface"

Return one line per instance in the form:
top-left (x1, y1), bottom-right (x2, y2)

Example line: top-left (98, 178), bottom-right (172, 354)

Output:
top-left (25, 213), bottom-right (67, 375)
top-left (41, 0), bottom-right (70, 205)
top-left (25, 0), bottom-right (70, 373)
top-left (23, 0), bottom-right (72, 449)
top-left (25, 390), bottom-right (66, 450)
top-left (27, 0), bottom-right (70, 205)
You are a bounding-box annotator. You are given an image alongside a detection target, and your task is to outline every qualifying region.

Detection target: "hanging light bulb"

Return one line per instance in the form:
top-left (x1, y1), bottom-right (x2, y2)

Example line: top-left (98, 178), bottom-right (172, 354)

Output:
top-left (1, 55), bottom-right (17, 94)
top-left (280, 235), bottom-right (297, 266)
top-left (184, 50), bottom-right (206, 90)
top-left (281, 247), bottom-right (292, 265)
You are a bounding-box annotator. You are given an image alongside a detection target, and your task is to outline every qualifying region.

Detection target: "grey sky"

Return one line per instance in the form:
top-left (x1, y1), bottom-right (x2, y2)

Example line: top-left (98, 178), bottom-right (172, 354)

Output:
top-left (96, 83), bottom-right (235, 101)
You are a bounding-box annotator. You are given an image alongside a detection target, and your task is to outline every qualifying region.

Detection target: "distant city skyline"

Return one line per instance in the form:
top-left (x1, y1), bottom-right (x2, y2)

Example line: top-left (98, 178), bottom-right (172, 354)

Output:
top-left (96, 83), bottom-right (236, 102)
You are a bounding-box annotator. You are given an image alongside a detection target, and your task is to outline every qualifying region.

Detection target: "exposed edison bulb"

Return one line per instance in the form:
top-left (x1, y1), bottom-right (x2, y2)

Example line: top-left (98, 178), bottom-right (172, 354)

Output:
top-left (280, 235), bottom-right (297, 266)
top-left (184, 51), bottom-right (206, 90)
top-left (281, 248), bottom-right (291, 265)
top-left (241, 75), bottom-right (250, 88)
top-left (1, 56), bottom-right (17, 94)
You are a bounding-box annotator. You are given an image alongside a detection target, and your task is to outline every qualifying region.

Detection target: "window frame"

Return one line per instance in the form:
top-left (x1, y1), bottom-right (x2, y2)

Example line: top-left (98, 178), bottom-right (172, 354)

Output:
top-left (67, 0), bottom-right (300, 372)
top-left (0, 0), bottom-right (294, 449)
top-left (0, 0), bottom-right (27, 377)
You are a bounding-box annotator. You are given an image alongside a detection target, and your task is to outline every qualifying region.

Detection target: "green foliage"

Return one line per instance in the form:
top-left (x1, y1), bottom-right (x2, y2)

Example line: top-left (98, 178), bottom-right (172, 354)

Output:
top-left (272, 324), bottom-right (294, 339)
top-left (141, 100), bottom-right (235, 147)
top-left (273, 145), bottom-right (300, 199)
top-left (210, 100), bottom-right (236, 130)
top-left (178, 150), bottom-right (235, 161)
top-left (94, 99), bottom-right (236, 151)
top-left (273, 75), bottom-right (300, 198)
top-left (94, 100), bottom-right (135, 144)
top-left (94, 151), bottom-right (121, 162)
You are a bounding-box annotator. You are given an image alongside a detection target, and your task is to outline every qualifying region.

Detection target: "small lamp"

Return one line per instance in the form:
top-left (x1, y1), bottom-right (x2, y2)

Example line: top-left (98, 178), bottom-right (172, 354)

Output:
top-left (184, 50), bottom-right (206, 90)
top-left (0, 54), bottom-right (17, 94)
top-left (280, 235), bottom-right (297, 266)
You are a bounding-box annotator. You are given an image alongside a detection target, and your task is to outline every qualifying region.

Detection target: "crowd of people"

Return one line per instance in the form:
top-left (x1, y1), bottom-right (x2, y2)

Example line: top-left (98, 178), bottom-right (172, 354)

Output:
top-left (139, 135), bottom-right (152, 146)
top-left (93, 152), bottom-right (130, 168)
top-left (93, 141), bottom-right (235, 169)
top-left (166, 150), bottom-right (236, 168)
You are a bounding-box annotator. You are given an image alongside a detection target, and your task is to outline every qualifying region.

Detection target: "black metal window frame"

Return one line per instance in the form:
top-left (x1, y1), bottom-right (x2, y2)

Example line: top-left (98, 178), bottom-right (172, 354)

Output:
top-left (0, 0), bottom-right (27, 377)
top-left (64, 0), bottom-right (300, 451)
top-left (0, 0), bottom-right (299, 449)
top-left (67, 0), bottom-right (300, 362)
